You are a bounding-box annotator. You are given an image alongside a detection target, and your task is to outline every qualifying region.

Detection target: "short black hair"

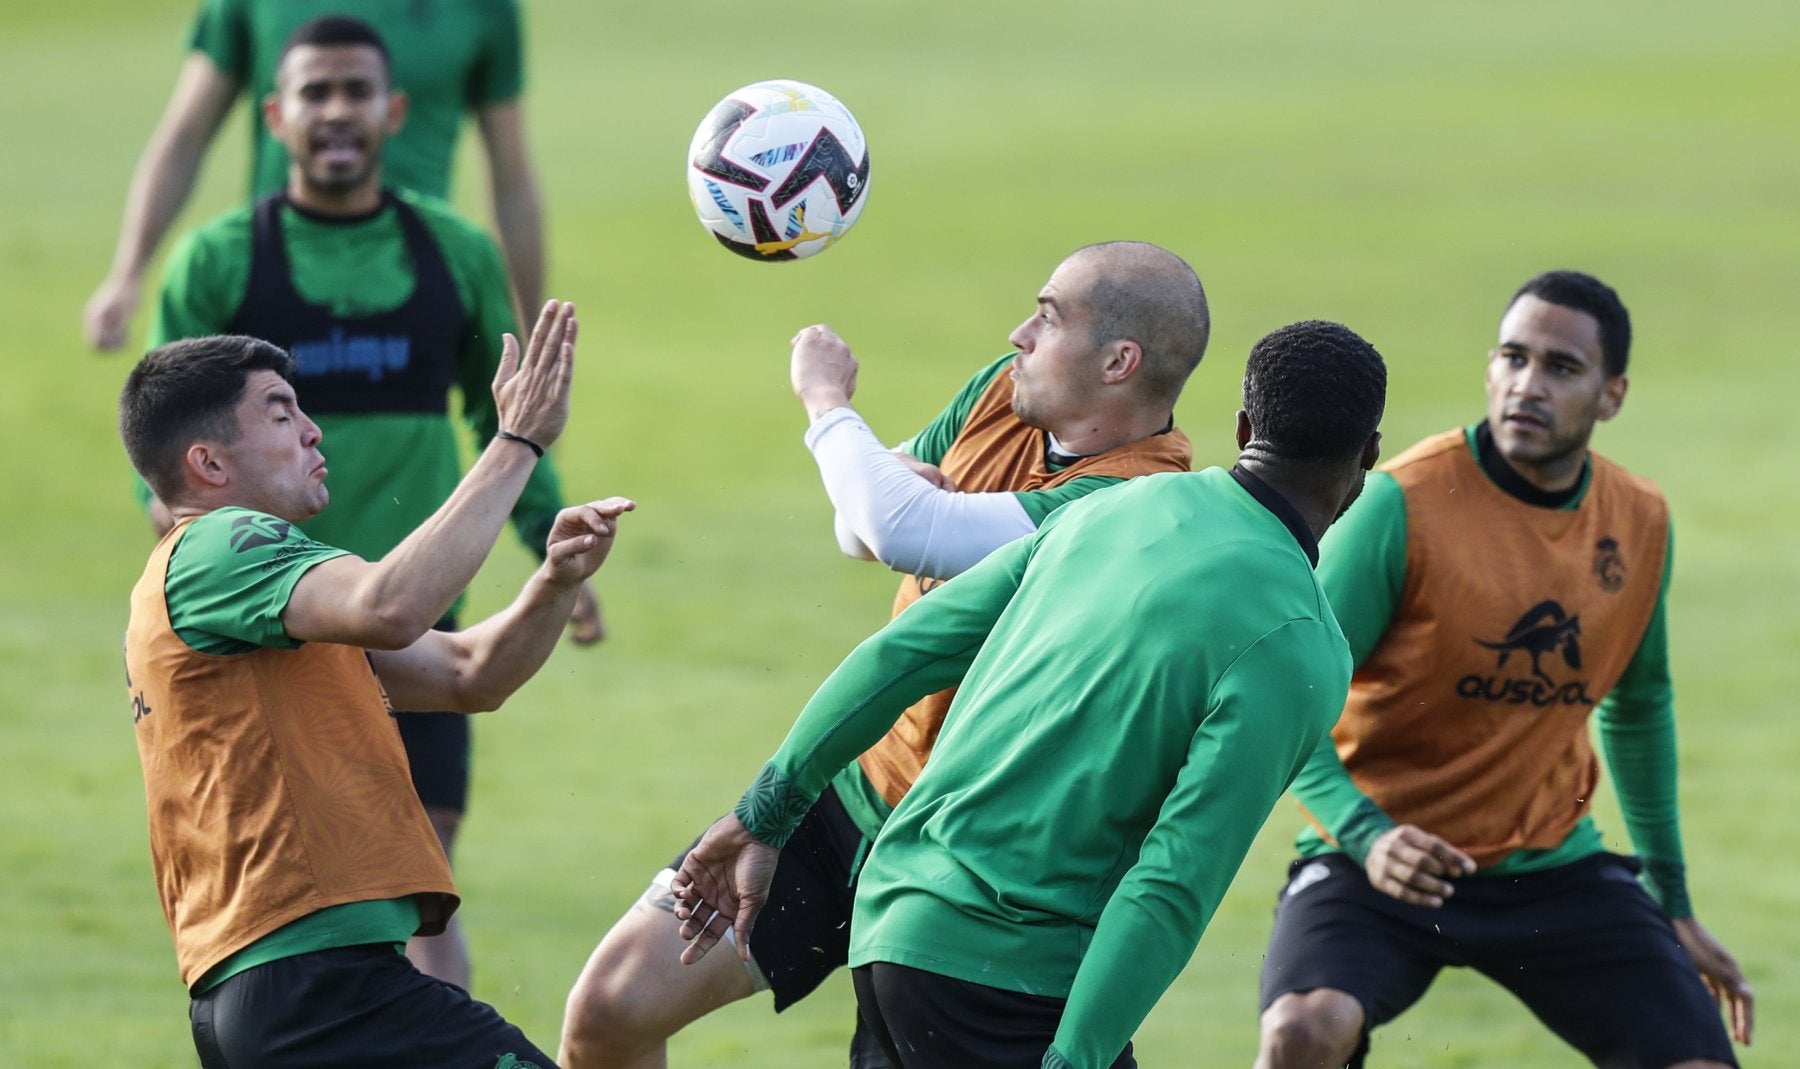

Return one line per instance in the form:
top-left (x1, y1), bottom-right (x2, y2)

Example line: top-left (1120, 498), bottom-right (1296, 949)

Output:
top-left (120, 336), bottom-right (295, 502)
top-left (1242, 320), bottom-right (1387, 462)
top-left (1509, 269), bottom-right (1631, 376)
top-left (1073, 241), bottom-right (1211, 404)
top-left (280, 15), bottom-right (392, 79)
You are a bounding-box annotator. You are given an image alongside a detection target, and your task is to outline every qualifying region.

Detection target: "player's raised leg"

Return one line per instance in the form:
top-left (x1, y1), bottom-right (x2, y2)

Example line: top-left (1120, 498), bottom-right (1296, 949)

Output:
top-left (560, 878), bottom-right (760, 1069)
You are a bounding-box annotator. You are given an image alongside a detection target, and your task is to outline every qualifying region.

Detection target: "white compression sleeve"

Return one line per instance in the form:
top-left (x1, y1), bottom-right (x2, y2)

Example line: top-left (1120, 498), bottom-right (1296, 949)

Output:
top-left (804, 406), bottom-right (1038, 580)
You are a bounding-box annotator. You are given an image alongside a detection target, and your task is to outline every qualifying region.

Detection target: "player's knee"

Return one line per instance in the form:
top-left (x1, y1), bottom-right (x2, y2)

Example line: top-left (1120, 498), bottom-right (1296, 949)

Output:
top-left (561, 951), bottom-right (665, 1062)
top-left (1259, 991), bottom-right (1363, 1069)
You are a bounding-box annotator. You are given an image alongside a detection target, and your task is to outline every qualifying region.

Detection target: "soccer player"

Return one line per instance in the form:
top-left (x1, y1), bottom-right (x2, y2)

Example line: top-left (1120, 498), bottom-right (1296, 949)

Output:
top-left (1254, 271), bottom-right (1754, 1069)
top-left (86, 0), bottom-right (543, 350)
top-left (559, 241), bottom-right (1205, 1068)
top-left (671, 320), bottom-right (1388, 1069)
top-left (118, 307), bottom-right (629, 1066)
top-left (136, 15), bottom-right (596, 988)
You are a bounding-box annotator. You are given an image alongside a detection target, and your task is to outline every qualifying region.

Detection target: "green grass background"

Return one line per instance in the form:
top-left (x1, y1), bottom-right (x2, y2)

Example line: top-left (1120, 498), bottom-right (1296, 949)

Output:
top-left (3, 0), bottom-right (1797, 1064)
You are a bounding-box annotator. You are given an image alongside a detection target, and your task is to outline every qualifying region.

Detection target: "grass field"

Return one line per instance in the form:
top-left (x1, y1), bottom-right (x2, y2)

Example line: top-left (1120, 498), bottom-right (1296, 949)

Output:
top-left (3, 0), bottom-right (1797, 1064)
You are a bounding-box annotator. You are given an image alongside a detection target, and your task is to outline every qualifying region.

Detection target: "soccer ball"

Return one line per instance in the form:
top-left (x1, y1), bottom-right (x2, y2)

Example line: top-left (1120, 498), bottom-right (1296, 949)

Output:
top-left (686, 80), bottom-right (871, 262)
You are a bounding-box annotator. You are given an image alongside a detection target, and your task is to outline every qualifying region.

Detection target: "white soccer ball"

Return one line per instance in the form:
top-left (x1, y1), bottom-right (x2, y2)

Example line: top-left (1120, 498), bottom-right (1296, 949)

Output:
top-left (685, 80), bottom-right (871, 261)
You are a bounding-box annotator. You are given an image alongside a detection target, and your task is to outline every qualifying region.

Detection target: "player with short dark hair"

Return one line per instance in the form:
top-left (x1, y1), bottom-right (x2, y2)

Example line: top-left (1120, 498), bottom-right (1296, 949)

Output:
top-left (670, 319), bottom-right (1388, 1069)
top-left (560, 241), bottom-right (1205, 1068)
top-left (120, 305), bottom-right (629, 1067)
top-left (1510, 268), bottom-right (1632, 377)
top-left (137, 15), bottom-right (595, 988)
top-left (85, 0), bottom-right (545, 350)
top-left (1254, 271), bottom-right (1752, 1069)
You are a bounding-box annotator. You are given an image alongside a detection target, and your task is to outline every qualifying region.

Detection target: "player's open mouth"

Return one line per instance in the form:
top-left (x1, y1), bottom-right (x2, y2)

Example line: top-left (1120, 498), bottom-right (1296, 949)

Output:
top-left (311, 130), bottom-right (366, 166)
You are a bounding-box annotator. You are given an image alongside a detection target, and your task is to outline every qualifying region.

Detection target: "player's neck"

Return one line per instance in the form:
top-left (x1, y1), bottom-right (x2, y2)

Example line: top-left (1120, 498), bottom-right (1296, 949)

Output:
top-left (1049, 404), bottom-right (1174, 457)
top-left (285, 180), bottom-right (384, 218)
top-left (1234, 453), bottom-right (1354, 545)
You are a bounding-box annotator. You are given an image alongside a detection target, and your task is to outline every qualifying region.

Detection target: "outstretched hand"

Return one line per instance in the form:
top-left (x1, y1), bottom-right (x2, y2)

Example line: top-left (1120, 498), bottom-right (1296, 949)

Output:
top-left (543, 497), bottom-right (635, 587)
top-left (792, 324), bottom-right (859, 420)
top-left (494, 299), bottom-right (578, 450)
top-left (1673, 916), bottom-right (1754, 1045)
top-left (669, 812), bottom-right (781, 965)
top-left (1364, 825), bottom-right (1475, 907)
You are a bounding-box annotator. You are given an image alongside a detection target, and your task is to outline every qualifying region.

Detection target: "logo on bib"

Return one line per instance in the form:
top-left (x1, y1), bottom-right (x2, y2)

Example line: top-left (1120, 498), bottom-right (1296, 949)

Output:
top-left (1593, 536), bottom-right (1626, 592)
top-left (1457, 600), bottom-right (1596, 707)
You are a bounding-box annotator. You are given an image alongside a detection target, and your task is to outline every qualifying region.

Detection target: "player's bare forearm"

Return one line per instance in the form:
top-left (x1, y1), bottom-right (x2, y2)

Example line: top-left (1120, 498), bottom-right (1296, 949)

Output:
top-left (282, 303), bottom-right (579, 648)
top-left (375, 498), bottom-right (633, 711)
top-left (87, 54), bottom-right (238, 350)
top-left (478, 101), bottom-right (545, 321)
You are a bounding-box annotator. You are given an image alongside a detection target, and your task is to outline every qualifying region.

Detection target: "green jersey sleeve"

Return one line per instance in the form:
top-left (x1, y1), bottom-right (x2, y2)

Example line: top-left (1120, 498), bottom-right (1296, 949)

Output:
top-left (1049, 618), bottom-right (1352, 1069)
top-left (468, 0), bottom-right (525, 106)
top-left (1316, 470), bottom-right (1407, 662)
top-left (736, 531), bottom-right (1035, 845)
top-left (165, 509), bottom-right (350, 655)
top-left (1595, 521), bottom-right (1689, 916)
top-left (149, 217), bottom-right (250, 350)
top-left (1285, 471), bottom-right (1407, 861)
top-left (187, 0), bottom-right (250, 80)
top-left (422, 200), bottom-right (566, 554)
top-left (897, 354), bottom-right (1016, 464)
top-left (1012, 476), bottom-right (1123, 526)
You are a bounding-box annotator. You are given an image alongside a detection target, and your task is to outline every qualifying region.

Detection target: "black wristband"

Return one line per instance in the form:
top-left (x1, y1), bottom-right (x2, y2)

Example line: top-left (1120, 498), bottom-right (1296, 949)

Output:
top-left (495, 430), bottom-right (545, 458)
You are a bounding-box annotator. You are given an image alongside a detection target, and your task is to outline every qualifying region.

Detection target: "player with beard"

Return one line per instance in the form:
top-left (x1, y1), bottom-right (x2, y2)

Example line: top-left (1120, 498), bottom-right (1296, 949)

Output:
top-left (1254, 271), bottom-right (1753, 1069)
top-left (86, 0), bottom-right (544, 351)
top-left (140, 15), bottom-right (597, 990)
top-left (560, 242), bottom-right (1205, 1068)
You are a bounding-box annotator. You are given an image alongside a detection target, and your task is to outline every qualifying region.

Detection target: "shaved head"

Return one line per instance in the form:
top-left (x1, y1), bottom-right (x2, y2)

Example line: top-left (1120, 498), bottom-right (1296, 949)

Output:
top-left (1069, 241), bottom-right (1210, 404)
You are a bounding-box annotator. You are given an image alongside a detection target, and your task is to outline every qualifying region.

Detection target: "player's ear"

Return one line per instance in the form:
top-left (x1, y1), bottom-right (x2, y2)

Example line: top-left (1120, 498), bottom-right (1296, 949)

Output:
top-left (384, 89), bottom-right (409, 136)
top-left (1361, 430), bottom-right (1382, 471)
top-left (1235, 409), bottom-right (1252, 450)
top-left (262, 92), bottom-right (284, 137)
top-left (1597, 374), bottom-right (1627, 422)
top-left (1100, 339), bottom-right (1141, 385)
top-left (186, 442), bottom-right (230, 490)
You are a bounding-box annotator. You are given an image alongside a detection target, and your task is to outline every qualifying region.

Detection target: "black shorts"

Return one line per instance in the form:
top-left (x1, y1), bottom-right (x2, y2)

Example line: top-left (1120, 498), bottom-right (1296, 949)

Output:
top-left (394, 711), bottom-right (471, 813)
top-left (852, 961), bottom-right (1136, 1069)
top-left (667, 784), bottom-right (869, 1011)
top-left (1259, 852), bottom-right (1736, 1068)
top-left (393, 617), bottom-right (471, 814)
top-left (190, 943), bottom-right (557, 1069)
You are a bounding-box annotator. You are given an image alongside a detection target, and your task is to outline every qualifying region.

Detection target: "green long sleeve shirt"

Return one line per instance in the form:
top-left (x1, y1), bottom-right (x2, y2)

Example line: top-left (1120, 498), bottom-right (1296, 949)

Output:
top-left (737, 468), bottom-right (1353, 1069)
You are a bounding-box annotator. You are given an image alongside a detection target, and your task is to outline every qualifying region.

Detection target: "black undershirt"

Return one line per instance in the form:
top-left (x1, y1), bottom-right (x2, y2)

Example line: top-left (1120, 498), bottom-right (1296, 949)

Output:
top-left (1474, 421), bottom-right (1583, 509)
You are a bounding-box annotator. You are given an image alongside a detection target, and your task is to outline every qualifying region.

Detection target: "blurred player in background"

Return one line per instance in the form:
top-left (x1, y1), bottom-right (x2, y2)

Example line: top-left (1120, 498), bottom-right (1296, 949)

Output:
top-left (671, 320), bottom-right (1388, 1069)
top-left (560, 241), bottom-right (1206, 1068)
top-left (120, 306), bottom-right (625, 1068)
top-left (86, 0), bottom-right (543, 350)
top-left (1255, 270), bottom-right (1753, 1069)
top-left (139, 15), bottom-right (597, 989)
